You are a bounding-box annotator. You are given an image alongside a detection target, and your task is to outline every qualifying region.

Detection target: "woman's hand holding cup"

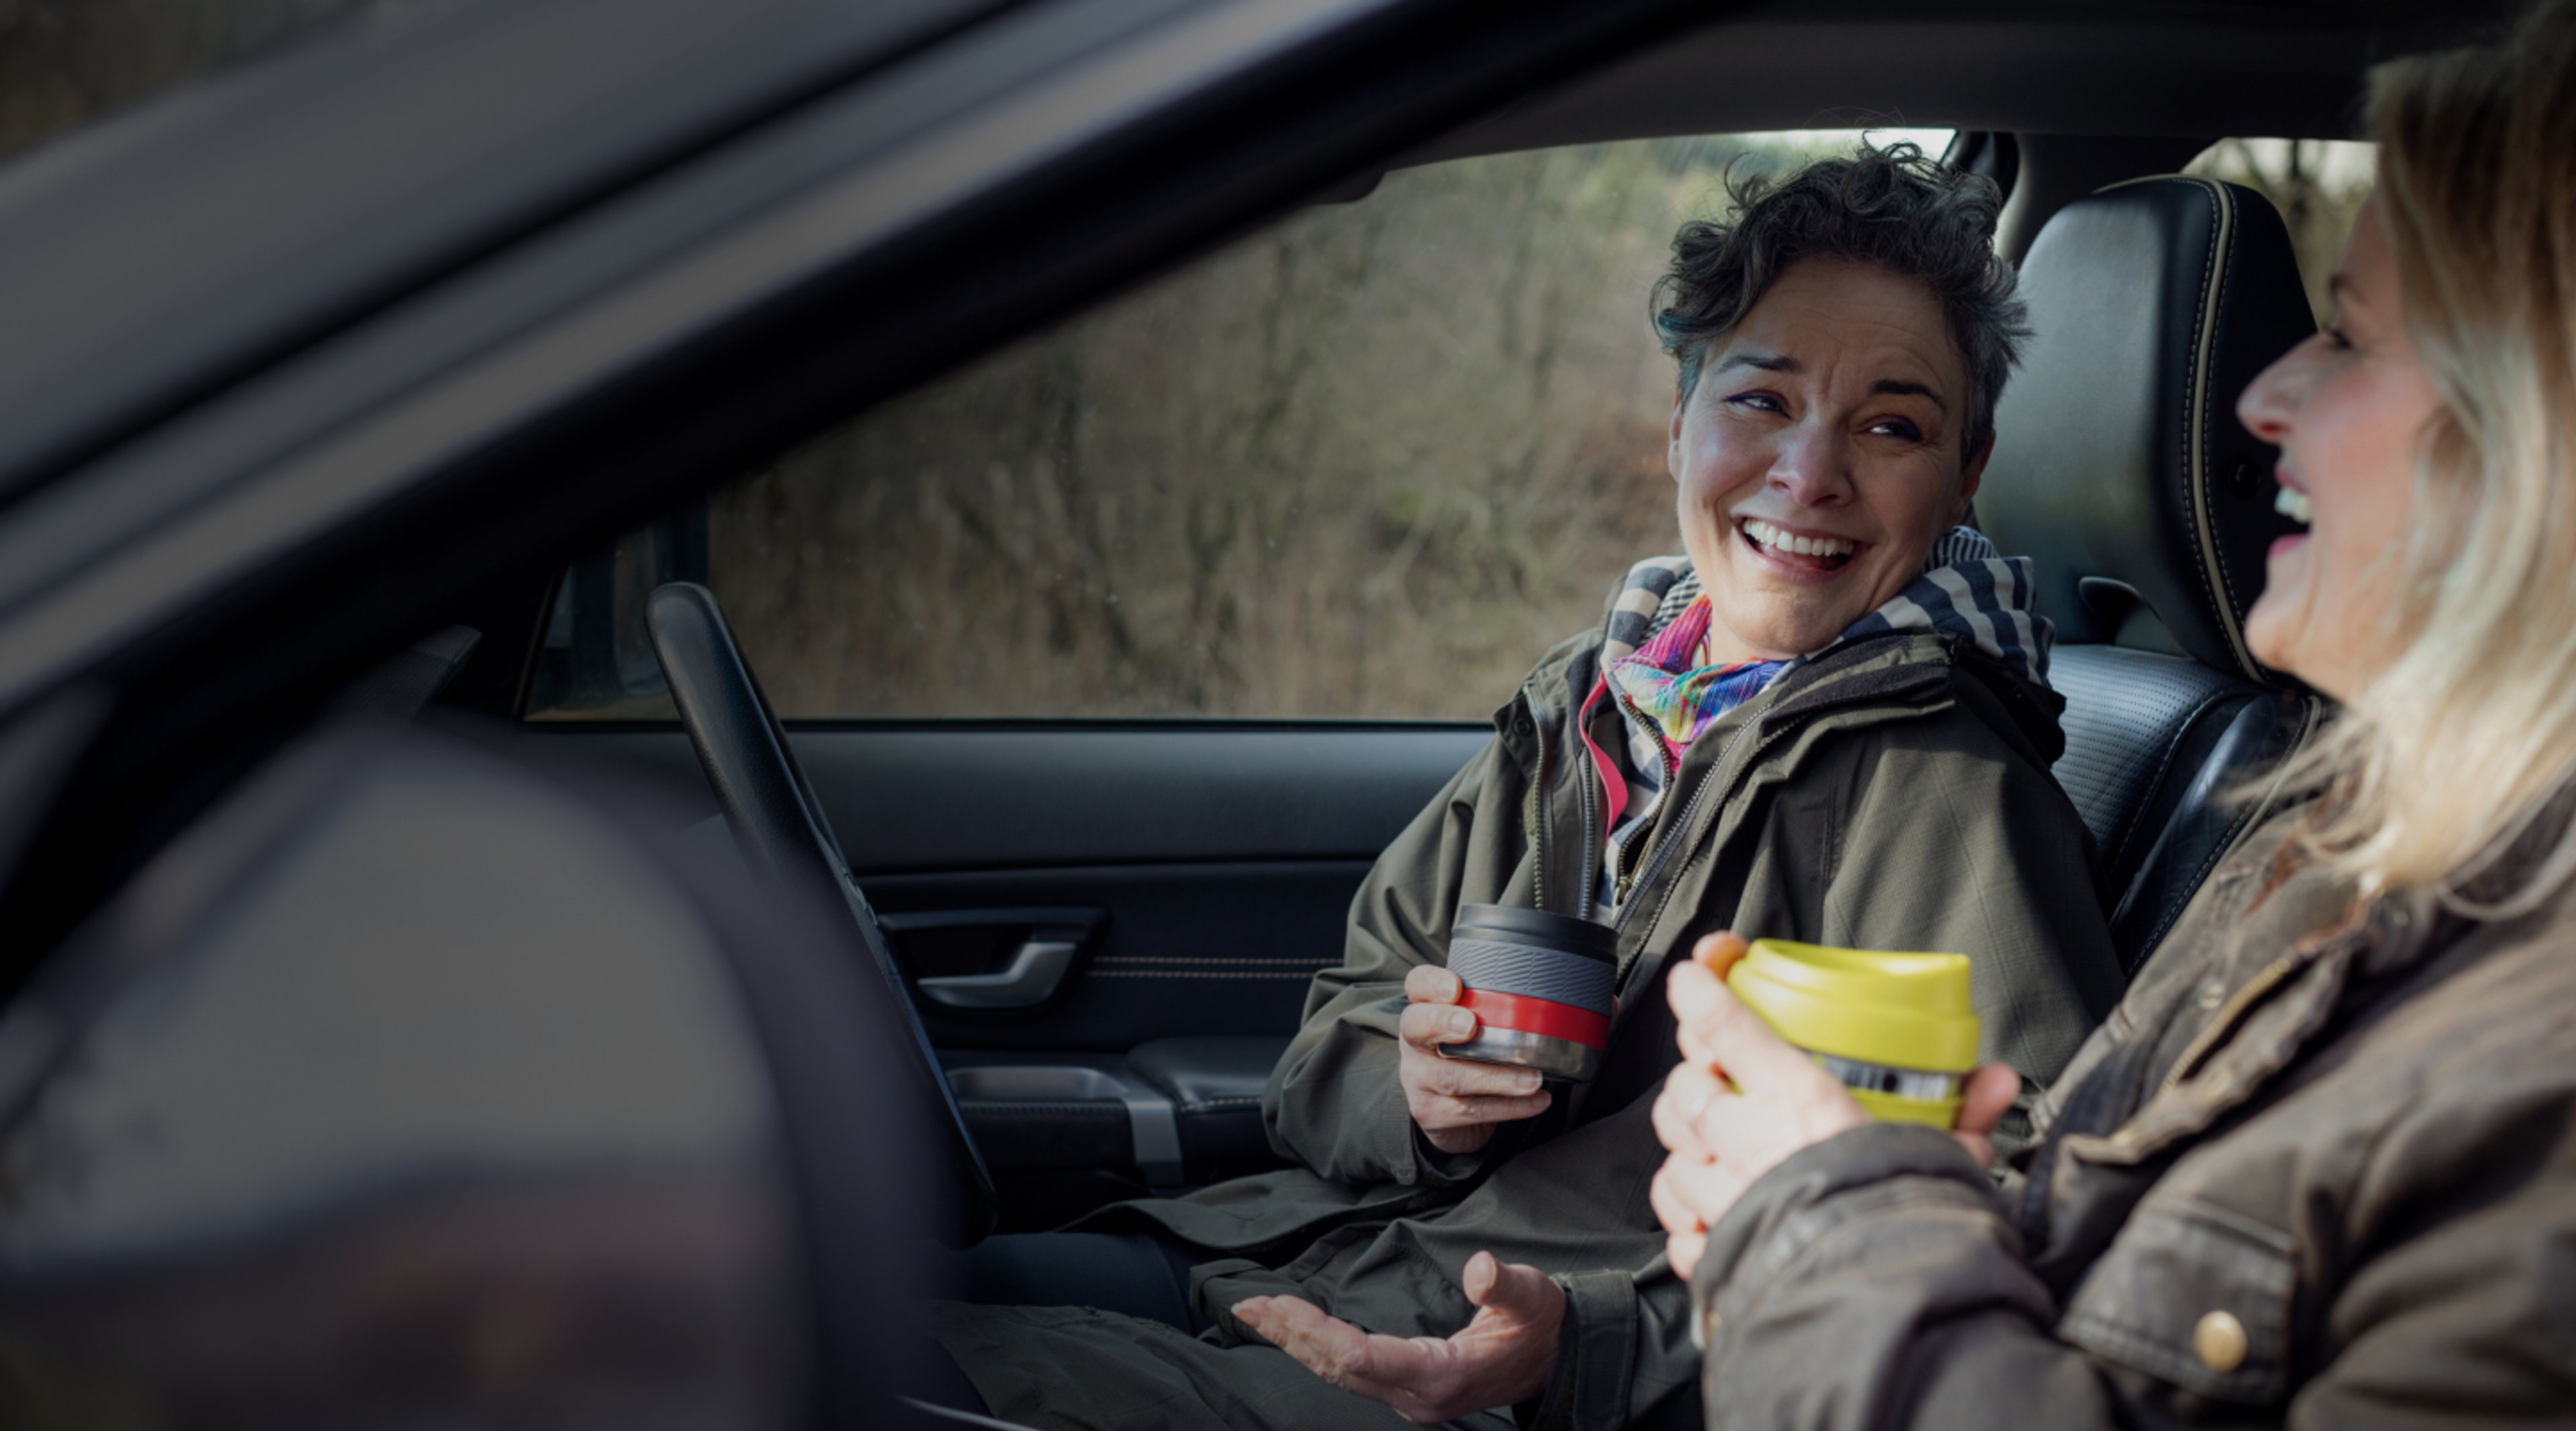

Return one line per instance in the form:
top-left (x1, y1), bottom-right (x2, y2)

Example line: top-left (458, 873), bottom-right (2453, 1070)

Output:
top-left (1650, 932), bottom-right (2021, 1280)
top-left (1399, 965), bottom-right (1553, 1153)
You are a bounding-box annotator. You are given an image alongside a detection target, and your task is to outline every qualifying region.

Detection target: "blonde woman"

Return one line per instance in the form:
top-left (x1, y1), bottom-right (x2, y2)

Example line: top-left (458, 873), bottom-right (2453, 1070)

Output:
top-left (1649, 3), bottom-right (2576, 1422)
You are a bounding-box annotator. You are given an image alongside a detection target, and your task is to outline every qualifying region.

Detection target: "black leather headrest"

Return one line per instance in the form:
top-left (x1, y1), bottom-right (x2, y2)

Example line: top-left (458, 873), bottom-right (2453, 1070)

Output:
top-left (1978, 177), bottom-right (2318, 684)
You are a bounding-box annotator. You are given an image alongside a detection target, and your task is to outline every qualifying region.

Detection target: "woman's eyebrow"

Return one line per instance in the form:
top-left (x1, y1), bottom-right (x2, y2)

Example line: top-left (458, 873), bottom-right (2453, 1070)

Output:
top-left (1715, 352), bottom-right (1799, 375)
top-left (1871, 378), bottom-right (1946, 411)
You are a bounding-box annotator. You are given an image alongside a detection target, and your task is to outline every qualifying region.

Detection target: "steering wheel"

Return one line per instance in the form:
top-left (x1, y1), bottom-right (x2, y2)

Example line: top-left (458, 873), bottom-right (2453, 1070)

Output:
top-left (645, 580), bottom-right (997, 1247)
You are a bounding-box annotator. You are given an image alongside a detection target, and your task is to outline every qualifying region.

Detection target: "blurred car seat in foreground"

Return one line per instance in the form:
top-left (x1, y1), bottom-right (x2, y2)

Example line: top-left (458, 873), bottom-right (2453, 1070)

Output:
top-left (0, 717), bottom-right (955, 1429)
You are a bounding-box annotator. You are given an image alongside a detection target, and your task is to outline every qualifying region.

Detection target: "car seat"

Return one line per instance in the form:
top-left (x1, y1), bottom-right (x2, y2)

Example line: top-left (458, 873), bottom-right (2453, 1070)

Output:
top-left (1978, 176), bottom-right (2328, 976)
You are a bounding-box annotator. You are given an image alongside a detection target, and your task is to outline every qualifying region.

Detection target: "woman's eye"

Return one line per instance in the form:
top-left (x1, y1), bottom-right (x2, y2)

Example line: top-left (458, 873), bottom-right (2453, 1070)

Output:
top-left (1727, 392), bottom-right (1785, 415)
top-left (1869, 418), bottom-right (1925, 442)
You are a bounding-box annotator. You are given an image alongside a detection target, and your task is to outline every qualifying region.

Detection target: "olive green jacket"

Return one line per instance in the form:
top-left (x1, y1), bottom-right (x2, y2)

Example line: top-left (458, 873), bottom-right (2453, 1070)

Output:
top-left (1686, 799), bottom-right (2576, 1427)
top-left (932, 586), bottom-right (2125, 1431)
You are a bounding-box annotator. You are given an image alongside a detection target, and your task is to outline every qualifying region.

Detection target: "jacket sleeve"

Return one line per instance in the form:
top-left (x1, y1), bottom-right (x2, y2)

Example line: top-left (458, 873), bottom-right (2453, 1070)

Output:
top-left (1690, 1123), bottom-right (2119, 1431)
top-left (1692, 1091), bottom-right (2576, 1430)
top-left (1554, 707), bottom-right (2125, 1430)
top-left (1262, 733), bottom-right (1527, 1188)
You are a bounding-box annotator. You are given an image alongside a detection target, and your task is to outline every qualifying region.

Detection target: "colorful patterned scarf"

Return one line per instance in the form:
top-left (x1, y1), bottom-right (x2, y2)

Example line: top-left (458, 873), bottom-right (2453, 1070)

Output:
top-left (1602, 594), bottom-right (1785, 759)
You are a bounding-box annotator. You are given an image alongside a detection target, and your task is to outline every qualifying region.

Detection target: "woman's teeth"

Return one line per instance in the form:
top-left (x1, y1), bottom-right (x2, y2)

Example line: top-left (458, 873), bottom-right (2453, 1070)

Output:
top-left (2274, 487), bottom-right (2314, 525)
top-left (1741, 519), bottom-right (1856, 558)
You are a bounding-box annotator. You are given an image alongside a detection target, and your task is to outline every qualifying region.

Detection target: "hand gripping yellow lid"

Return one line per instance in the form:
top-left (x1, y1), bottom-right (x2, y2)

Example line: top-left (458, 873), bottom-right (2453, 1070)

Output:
top-left (1725, 940), bottom-right (1980, 1127)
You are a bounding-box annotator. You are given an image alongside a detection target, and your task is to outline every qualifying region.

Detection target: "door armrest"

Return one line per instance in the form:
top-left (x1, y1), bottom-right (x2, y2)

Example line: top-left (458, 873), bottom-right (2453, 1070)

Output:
top-left (1125, 1036), bottom-right (1290, 1115)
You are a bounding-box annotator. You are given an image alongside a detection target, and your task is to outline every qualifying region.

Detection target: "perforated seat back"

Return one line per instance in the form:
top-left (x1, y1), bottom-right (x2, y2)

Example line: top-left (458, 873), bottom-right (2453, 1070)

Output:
top-left (1980, 177), bottom-right (2325, 974)
top-left (2051, 645), bottom-right (2314, 963)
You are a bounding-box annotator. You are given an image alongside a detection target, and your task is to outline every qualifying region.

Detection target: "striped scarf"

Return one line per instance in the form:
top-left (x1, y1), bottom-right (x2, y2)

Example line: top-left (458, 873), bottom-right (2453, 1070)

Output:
top-left (1600, 526), bottom-right (2052, 685)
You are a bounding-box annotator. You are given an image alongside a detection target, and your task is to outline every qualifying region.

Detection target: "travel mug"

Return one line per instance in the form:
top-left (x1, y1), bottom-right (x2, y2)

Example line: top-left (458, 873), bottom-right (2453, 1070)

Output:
top-left (1435, 904), bottom-right (1617, 1083)
top-left (1723, 939), bottom-right (1980, 1127)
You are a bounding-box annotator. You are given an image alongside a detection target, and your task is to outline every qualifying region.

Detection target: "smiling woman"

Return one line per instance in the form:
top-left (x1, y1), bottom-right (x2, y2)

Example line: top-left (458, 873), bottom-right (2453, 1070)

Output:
top-left (2234, 199), bottom-right (2441, 705)
top-left (1668, 257), bottom-right (1994, 663)
top-left (1652, 148), bottom-right (2026, 668)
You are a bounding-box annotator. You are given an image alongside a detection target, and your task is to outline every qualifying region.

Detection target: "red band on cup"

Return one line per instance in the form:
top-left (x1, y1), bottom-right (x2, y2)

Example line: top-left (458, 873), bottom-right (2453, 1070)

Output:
top-left (1459, 987), bottom-right (1610, 1049)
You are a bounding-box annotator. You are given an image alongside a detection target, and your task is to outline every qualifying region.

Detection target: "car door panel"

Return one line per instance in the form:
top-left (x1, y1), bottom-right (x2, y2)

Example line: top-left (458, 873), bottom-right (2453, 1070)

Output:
top-left (537, 723), bottom-right (1485, 1049)
top-left (517, 723), bottom-right (1483, 1216)
top-left (872, 859), bottom-right (1371, 1049)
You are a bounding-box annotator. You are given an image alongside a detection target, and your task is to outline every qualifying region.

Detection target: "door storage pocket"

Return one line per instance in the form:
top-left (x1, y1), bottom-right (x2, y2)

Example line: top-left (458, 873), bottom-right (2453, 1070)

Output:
top-left (2056, 1194), bottom-right (2297, 1405)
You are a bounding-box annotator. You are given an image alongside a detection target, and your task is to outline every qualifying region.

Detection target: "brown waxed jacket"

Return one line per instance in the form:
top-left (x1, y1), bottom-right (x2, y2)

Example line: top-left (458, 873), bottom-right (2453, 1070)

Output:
top-left (1688, 799), bottom-right (2576, 1428)
top-left (930, 574), bottom-right (2126, 1431)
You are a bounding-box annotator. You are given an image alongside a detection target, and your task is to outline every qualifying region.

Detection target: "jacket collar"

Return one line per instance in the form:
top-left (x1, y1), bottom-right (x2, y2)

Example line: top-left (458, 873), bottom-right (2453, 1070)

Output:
top-left (1600, 527), bottom-right (2055, 687)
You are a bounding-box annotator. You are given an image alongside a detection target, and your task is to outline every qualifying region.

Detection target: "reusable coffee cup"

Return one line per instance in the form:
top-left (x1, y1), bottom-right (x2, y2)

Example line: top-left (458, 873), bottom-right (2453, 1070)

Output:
top-left (1723, 939), bottom-right (1981, 1128)
top-left (1436, 904), bottom-right (1617, 1083)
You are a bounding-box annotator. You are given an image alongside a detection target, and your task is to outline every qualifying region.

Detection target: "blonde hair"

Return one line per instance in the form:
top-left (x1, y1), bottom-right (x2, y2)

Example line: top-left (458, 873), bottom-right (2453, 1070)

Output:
top-left (2273, 0), bottom-right (2576, 914)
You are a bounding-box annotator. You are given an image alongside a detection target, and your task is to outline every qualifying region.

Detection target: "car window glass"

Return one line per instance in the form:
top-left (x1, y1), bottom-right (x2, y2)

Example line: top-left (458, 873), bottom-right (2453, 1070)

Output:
top-left (1, 0), bottom-right (388, 166)
top-left (523, 128), bottom-right (1955, 723)
top-left (2184, 138), bottom-right (2377, 326)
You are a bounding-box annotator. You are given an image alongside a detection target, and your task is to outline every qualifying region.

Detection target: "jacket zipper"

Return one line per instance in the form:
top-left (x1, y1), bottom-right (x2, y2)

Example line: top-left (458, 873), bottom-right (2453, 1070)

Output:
top-left (1612, 684), bottom-right (1790, 935)
top-left (1607, 701), bottom-right (1792, 949)
top-left (1525, 732), bottom-right (1551, 912)
top-left (1614, 693), bottom-right (1682, 904)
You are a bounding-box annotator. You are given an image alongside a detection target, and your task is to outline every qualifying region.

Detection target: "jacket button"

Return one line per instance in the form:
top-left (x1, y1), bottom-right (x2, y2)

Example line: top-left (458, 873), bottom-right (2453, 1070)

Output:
top-left (2194, 1310), bottom-right (2248, 1373)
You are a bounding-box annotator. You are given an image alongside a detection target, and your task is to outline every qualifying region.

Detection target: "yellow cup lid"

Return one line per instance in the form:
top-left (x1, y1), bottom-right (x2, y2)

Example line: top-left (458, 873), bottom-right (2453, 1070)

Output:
top-left (1725, 939), bottom-right (1980, 1074)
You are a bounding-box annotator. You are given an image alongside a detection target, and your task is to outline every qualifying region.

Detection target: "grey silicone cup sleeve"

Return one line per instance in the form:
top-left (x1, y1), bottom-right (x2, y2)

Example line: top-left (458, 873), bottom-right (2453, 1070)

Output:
top-left (1446, 937), bottom-right (1614, 1013)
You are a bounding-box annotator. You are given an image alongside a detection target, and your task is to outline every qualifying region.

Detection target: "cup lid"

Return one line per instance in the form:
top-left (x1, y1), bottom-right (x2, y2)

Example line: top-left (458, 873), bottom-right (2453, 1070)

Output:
top-left (1725, 939), bottom-right (1980, 1073)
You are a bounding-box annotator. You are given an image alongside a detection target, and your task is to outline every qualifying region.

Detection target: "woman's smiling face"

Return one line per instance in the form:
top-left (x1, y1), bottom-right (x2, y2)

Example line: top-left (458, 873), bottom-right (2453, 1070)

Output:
top-left (2236, 197), bottom-right (2441, 701)
top-left (1671, 257), bottom-right (1986, 664)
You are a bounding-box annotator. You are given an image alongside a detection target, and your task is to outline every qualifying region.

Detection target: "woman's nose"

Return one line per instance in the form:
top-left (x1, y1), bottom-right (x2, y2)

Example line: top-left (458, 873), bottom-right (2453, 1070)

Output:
top-left (2237, 338), bottom-right (2312, 443)
top-left (1768, 427), bottom-right (1855, 505)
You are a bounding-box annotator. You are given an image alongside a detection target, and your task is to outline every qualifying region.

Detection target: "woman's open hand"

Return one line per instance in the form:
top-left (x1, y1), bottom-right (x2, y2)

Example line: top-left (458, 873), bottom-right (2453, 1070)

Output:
top-left (1232, 1249), bottom-right (1562, 1423)
top-left (1399, 965), bottom-right (1553, 1153)
top-left (1649, 933), bottom-right (2020, 1279)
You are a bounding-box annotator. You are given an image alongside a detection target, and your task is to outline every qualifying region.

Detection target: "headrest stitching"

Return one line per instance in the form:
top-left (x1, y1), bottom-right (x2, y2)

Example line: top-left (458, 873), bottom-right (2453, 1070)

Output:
top-left (2178, 178), bottom-right (2261, 682)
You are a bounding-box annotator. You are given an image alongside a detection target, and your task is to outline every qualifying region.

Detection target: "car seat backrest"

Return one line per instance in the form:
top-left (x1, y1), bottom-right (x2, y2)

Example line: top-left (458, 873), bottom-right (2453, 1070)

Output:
top-left (1978, 176), bottom-right (2326, 975)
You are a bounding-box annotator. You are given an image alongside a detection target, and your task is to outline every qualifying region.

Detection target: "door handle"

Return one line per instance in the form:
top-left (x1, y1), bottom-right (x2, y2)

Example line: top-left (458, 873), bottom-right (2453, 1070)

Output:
top-left (916, 939), bottom-right (1079, 1010)
top-left (878, 907), bottom-right (1105, 1012)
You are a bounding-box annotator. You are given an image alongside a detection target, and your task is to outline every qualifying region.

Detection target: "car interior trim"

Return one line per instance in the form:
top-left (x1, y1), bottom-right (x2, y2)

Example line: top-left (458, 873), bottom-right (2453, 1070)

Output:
top-left (0, 0), bottom-right (1028, 500)
top-left (945, 1055), bottom-right (1189, 1185)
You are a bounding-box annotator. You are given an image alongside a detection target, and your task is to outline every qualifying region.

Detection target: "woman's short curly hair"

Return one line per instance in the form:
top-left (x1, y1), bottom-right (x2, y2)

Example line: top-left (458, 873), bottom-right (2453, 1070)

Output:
top-left (1653, 142), bottom-right (2029, 462)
